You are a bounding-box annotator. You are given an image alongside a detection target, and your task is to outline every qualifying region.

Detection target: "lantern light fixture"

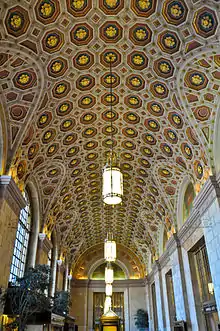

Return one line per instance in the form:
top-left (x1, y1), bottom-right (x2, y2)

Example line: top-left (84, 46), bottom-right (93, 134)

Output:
top-left (105, 283), bottom-right (113, 296)
top-left (104, 233), bottom-right (116, 262)
top-left (102, 55), bottom-right (123, 205)
top-left (105, 263), bottom-right (114, 284)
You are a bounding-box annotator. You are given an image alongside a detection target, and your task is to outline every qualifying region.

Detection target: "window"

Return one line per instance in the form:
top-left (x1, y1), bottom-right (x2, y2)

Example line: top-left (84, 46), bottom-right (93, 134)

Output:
top-left (9, 190), bottom-right (31, 283)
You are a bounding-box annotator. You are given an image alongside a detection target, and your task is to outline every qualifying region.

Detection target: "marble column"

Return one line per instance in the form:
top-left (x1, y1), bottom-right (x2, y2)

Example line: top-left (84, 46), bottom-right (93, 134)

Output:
top-left (169, 234), bottom-right (190, 324)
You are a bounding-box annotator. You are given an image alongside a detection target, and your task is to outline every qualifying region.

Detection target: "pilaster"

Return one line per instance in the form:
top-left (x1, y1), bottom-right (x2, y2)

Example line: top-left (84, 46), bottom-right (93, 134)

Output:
top-left (169, 234), bottom-right (189, 323)
top-left (154, 233), bottom-right (190, 330)
top-left (153, 261), bottom-right (166, 331)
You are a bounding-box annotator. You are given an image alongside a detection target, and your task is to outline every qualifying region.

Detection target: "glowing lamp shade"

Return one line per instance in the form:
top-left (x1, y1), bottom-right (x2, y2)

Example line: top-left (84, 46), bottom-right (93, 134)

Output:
top-left (104, 239), bottom-right (116, 262)
top-left (208, 282), bottom-right (214, 295)
top-left (104, 296), bottom-right (111, 314)
top-left (105, 283), bottom-right (113, 296)
top-left (102, 165), bottom-right (123, 205)
top-left (105, 264), bottom-right (114, 284)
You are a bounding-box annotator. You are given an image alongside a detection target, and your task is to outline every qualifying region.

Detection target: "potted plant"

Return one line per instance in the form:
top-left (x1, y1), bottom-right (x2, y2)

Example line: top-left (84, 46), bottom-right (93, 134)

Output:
top-left (4, 265), bottom-right (51, 331)
top-left (134, 308), bottom-right (149, 331)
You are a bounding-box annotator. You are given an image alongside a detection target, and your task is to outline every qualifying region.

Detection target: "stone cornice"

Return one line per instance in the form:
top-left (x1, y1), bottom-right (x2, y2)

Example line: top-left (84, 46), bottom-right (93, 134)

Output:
top-left (71, 278), bottom-right (146, 288)
top-left (194, 175), bottom-right (220, 216)
top-left (0, 176), bottom-right (26, 215)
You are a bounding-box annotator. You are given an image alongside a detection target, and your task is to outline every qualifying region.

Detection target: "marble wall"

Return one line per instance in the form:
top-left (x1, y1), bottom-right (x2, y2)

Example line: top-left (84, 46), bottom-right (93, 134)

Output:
top-left (147, 175), bottom-right (220, 331)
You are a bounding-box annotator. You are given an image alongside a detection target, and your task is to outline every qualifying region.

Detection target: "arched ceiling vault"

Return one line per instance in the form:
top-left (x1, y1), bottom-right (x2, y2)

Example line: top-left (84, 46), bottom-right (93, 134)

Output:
top-left (0, 0), bottom-right (220, 267)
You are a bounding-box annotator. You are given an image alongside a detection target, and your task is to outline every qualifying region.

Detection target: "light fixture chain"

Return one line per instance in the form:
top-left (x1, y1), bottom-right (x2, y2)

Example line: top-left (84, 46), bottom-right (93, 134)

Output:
top-left (109, 56), bottom-right (113, 199)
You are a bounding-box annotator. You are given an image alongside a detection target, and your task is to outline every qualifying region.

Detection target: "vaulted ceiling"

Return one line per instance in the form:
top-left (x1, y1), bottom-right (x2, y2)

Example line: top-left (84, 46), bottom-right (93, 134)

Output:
top-left (0, 0), bottom-right (220, 268)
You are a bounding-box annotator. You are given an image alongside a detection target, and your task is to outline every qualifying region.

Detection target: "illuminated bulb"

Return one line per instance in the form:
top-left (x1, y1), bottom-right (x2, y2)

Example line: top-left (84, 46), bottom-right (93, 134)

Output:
top-left (208, 282), bottom-right (214, 295)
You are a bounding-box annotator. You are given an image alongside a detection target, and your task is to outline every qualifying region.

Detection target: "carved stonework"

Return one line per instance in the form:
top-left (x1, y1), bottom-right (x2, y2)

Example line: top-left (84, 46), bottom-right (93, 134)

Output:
top-left (0, 176), bottom-right (26, 215)
top-left (41, 234), bottom-right (53, 253)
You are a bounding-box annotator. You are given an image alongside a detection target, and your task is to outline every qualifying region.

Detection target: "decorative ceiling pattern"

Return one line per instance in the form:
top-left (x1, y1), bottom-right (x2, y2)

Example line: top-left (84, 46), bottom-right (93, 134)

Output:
top-left (0, 0), bottom-right (220, 268)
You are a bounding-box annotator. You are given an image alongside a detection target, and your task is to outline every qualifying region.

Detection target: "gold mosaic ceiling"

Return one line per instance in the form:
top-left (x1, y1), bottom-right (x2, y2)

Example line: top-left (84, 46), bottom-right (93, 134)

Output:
top-left (0, 0), bottom-right (220, 266)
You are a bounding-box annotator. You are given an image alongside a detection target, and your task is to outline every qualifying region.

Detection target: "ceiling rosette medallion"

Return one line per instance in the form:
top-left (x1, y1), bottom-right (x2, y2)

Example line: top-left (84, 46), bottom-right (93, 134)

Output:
top-left (162, 0), bottom-right (188, 25)
top-left (73, 51), bottom-right (94, 70)
top-left (127, 51), bottom-right (148, 70)
top-left (131, 0), bottom-right (157, 17)
top-left (99, 0), bottom-right (124, 14)
top-left (185, 70), bottom-right (208, 91)
top-left (129, 23), bottom-right (152, 46)
top-left (5, 5), bottom-right (30, 37)
top-left (100, 49), bottom-right (122, 67)
top-left (35, 0), bottom-right (60, 24)
top-left (70, 23), bottom-right (93, 46)
top-left (100, 21), bottom-right (123, 43)
top-left (42, 29), bottom-right (64, 53)
top-left (193, 7), bottom-right (218, 38)
top-left (157, 30), bottom-right (181, 54)
top-left (153, 58), bottom-right (175, 78)
top-left (66, 0), bottom-right (92, 17)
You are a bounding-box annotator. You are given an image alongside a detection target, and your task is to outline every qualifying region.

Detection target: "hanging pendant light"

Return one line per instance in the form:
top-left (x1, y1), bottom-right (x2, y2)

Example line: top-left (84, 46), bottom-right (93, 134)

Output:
top-left (105, 262), bottom-right (114, 284)
top-left (102, 162), bottom-right (123, 205)
top-left (104, 233), bottom-right (116, 262)
top-left (102, 56), bottom-right (123, 205)
top-left (105, 283), bottom-right (113, 296)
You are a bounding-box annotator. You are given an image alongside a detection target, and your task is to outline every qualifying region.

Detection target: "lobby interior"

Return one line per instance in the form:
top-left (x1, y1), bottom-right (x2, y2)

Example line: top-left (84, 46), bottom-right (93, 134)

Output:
top-left (0, 0), bottom-right (220, 330)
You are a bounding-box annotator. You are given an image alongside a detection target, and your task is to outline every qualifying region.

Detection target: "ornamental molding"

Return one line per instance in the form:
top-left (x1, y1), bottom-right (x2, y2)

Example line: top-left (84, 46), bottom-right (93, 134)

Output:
top-left (38, 233), bottom-right (53, 252)
top-left (0, 176), bottom-right (26, 215)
